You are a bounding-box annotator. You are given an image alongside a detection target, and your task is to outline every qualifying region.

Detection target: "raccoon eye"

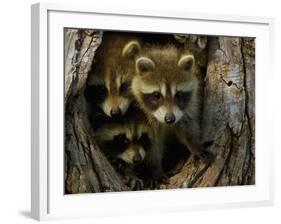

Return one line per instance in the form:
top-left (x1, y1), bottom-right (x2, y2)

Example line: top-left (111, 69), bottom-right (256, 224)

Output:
top-left (151, 91), bottom-right (161, 100)
top-left (139, 133), bottom-right (151, 151)
top-left (119, 82), bottom-right (129, 94)
top-left (114, 134), bottom-right (130, 148)
top-left (175, 91), bottom-right (185, 100)
top-left (175, 91), bottom-right (192, 108)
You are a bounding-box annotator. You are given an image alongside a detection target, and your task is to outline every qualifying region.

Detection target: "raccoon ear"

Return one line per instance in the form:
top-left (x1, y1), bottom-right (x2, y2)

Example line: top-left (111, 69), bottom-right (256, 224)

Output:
top-left (122, 41), bottom-right (141, 58)
top-left (178, 55), bottom-right (195, 71)
top-left (136, 57), bottom-right (155, 74)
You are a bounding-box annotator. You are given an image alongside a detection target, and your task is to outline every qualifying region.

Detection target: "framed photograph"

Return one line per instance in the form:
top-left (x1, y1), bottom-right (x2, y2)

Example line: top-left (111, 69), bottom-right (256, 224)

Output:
top-left (31, 2), bottom-right (274, 221)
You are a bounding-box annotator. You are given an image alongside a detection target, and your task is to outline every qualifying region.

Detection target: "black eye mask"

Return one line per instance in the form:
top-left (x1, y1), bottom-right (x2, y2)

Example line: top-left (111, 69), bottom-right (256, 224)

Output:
top-left (93, 85), bottom-right (108, 102)
top-left (138, 133), bottom-right (151, 151)
top-left (142, 92), bottom-right (163, 111)
top-left (175, 90), bottom-right (192, 110)
top-left (111, 134), bottom-right (130, 152)
top-left (119, 82), bottom-right (130, 95)
top-left (85, 84), bottom-right (108, 104)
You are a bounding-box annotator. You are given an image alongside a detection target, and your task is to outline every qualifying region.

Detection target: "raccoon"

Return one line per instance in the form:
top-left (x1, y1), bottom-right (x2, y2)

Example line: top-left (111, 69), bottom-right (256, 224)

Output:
top-left (94, 115), bottom-right (151, 165)
top-left (131, 44), bottom-right (211, 163)
top-left (86, 32), bottom-right (142, 119)
top-left (94, 108), bottom-right (155, 189)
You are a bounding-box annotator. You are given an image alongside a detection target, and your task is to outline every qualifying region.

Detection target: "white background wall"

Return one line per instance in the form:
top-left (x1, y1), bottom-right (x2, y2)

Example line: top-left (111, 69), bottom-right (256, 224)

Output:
top-left (0, 0), bottom-right (279, 223)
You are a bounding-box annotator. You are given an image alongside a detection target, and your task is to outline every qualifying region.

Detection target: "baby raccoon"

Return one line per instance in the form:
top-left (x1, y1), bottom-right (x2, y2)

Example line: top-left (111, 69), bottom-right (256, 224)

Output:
top-left (94, 109), bottom-right (154, 189)
top-left (95, 121), bottom-right (151, 165)
top-left (132, 44), bottom-right (211, 163)
top-left (86, 32), bottom-right (141, 118)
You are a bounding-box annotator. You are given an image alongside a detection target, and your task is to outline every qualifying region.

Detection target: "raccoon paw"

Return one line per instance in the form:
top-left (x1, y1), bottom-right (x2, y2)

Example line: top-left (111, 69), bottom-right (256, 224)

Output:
top-left (130, 177), bottom-right (144, 190)
top-left (124, 175), bottom-right (144, 190)
top-left (145, 174), bottom-right (170, 189)
top-left (145, 178), bottom-right (158, 189)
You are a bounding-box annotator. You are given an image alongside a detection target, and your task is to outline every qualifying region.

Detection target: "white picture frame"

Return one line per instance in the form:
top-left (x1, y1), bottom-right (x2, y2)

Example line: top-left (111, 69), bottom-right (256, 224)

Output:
top-left (31, 2), bottom-right (274, 221)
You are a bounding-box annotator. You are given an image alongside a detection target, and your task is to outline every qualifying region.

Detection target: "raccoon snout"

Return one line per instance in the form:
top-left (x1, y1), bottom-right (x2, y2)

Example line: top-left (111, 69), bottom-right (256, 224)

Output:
top-left (165, 113), bottom-right (176, 124)
top-left (110, 107), bottom-right (122, 117)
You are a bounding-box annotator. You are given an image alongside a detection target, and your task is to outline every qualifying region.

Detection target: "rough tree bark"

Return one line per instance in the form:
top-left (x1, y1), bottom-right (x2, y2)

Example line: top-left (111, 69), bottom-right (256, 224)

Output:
top-left (64, 29), bottom-right (255, 193)
top-left (64, 29), bottom-right (129, 193)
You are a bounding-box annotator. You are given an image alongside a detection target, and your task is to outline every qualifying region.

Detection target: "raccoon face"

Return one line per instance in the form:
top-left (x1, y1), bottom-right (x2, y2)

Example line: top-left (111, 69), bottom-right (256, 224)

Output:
top-left (88, 66), bottom-right (133, 118)
top-left (133, 54), bottom-right (197, 124)
top-left (112, 132), bottom-right (150, 164)
top-left (95, 122), bottom-right (151, 165)
top-left (102, 71), bottom-right (132, 118)
top-left (87, 41), bottom-right (140, 118)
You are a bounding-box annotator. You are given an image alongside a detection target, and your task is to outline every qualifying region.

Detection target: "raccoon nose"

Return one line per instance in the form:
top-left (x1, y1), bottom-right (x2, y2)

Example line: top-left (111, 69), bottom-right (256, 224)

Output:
top-left (110, 107), bottom-right (121, 117)
top-left (165, 113), bottom-right (176, 124)
top-left (133, 154), bottom-right (142, 164)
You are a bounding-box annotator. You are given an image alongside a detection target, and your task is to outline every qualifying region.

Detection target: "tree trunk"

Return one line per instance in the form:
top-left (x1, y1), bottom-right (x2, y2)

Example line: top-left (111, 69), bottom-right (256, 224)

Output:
top-left (64, 29), bottom-right (255, 193)
top-left (64, 29), bottom-right (129, 193)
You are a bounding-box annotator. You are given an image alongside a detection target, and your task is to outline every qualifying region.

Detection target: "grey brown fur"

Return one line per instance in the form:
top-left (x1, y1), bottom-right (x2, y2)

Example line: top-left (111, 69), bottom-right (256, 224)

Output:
top-left (131, 44), bottom-right (211, 177)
